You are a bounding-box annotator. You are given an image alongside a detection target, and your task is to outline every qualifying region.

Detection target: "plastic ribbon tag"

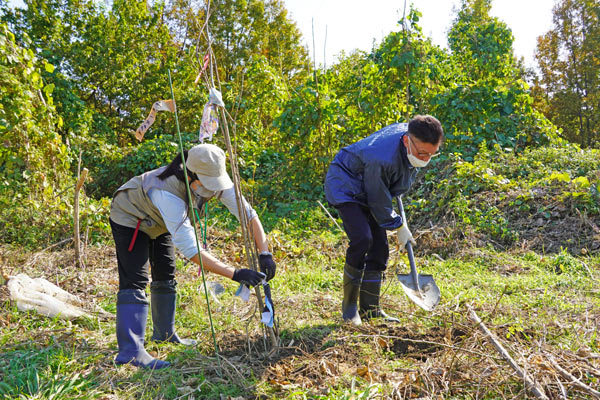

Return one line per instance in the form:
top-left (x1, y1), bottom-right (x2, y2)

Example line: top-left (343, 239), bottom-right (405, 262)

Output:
top-left (198, 88), bottom-right (225, 143)
top-left (208, 88), bottom-right (225, 107)
top-left (199, 103), bottom-right (219, 142)
top-left (235, 283), bottom-right (251, 302)
top-left (135, 100), bottom-right (175, 141)
top-left (193, 53), bottom-right (210, 86)
top-left (261, 282), bottom-right (274, 328)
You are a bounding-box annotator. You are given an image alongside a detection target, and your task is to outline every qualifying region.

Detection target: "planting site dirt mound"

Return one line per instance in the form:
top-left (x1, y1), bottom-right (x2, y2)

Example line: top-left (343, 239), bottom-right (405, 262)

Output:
top-left (414, 211), bottom-right (600, 258)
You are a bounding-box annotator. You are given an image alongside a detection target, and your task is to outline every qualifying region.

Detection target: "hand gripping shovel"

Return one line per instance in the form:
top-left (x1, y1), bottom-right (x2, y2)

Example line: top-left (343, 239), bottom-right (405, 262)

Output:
top-left (396, 196), bottom-right (440, 311)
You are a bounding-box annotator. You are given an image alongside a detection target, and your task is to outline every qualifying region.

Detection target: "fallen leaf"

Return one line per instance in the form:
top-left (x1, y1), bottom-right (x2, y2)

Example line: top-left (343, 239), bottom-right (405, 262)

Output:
top-left (357, 365), bottom-right (373, 381)
top-left (319, 359), bottom-right (337, 376)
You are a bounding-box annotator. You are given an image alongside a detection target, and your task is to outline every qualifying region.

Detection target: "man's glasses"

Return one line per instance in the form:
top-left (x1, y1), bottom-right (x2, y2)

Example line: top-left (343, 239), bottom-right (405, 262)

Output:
top-left (407, 135), bottom-right (440, 159)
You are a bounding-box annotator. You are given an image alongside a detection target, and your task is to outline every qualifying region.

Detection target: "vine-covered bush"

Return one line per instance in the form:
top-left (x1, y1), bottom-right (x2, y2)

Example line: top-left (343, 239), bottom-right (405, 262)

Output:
top-left (408, 143), bottom-right (600, 254)
top-left (0, 23), bottom-right (68, 194)
top-left (0, 23), bottom-right (111, 247)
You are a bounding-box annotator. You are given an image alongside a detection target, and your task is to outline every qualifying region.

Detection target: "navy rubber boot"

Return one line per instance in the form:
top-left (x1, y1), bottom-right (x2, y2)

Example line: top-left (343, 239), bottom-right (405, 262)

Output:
top-left (150, 280), bottom-right (197, 346)
top-left (342, 264), bottom-right (363, 326)
top-left (115, 289), bottom-right (170, 369)
top-left (360, 270), bottom-right (400, 323)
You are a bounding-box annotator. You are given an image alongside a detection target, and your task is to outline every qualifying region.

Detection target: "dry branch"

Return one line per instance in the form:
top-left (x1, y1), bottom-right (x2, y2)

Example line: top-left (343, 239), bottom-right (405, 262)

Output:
top-left (548, 354), bottom-right (600, 398)
top-left (317, 200), bottom-right (343, 233)
top-left (467, 305), bottom-right (549, 400)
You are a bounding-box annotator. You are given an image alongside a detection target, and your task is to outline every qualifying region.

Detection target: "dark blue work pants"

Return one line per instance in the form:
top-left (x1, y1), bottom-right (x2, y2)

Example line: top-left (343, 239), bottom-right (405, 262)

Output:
top-left (335, 202), bottom-right (389, 272)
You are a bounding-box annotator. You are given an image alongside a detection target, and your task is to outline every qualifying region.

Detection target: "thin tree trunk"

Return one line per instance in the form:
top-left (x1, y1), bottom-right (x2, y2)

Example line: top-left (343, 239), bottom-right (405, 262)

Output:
top-left (74, 160), bottom-right (88, 268)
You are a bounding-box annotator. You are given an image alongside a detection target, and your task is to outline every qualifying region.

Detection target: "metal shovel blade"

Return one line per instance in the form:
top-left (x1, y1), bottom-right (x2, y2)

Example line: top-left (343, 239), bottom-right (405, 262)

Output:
top-left (395, 196), bottom-right (440, 311)
top-left (397, 272), bottom-right (440, 311)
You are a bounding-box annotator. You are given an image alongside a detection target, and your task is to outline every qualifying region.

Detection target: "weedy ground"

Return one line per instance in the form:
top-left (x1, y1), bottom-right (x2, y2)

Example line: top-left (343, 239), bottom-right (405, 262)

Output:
top-left (0, 147), bottom-right (600, 400)
top-left (0, 215), bottom-right (599, 399)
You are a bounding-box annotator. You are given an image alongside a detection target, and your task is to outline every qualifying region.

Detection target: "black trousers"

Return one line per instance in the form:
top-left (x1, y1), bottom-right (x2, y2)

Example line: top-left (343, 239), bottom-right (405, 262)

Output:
top-left (335, 202), bottom-right (389, 272)
top-left (110, 219), bottom-right (177, 291)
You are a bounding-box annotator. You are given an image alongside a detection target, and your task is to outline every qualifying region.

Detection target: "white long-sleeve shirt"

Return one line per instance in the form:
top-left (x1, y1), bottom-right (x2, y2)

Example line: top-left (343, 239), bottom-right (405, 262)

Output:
top-left (147, 186), bottom-right (257, 258)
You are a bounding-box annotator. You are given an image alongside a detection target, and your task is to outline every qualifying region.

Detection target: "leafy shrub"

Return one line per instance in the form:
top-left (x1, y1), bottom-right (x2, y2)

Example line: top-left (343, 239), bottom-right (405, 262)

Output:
top-left (84, 131), bottom-right (198, 198)
top-left (448, 193), bottom-right (517, 242)
top-left (408, 142), bottom-right (600, 254)
top-left (0, 24), bottom-right (69, 195)
top-left (0, 188), bottom-right (110, 248)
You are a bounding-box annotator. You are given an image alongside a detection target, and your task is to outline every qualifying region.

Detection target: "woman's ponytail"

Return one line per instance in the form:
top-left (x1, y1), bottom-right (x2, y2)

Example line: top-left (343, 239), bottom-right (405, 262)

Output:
top-left (157, 150), bottom-right (196, 182)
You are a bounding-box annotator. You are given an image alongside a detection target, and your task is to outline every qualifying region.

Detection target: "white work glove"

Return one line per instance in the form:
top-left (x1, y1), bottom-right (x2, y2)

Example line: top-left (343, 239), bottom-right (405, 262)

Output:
top-left (396, 223), bottom-right (416, 249)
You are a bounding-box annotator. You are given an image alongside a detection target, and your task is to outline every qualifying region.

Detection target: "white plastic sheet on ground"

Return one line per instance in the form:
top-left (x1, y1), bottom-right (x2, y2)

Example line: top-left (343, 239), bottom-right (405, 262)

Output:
top-left (7, 273), bottom-right (92, 320)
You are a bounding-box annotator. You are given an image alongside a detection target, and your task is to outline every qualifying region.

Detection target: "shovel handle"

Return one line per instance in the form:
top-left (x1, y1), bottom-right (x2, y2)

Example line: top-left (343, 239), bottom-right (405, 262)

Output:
top-left (396, 196), bottom-right (421, 293)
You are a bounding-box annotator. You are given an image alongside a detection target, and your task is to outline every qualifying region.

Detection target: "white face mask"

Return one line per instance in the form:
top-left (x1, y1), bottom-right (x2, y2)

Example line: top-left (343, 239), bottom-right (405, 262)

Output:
top-left (190, 179), bottom-right (213, 198)
top-left (406, 138), bottom-right (431, 168)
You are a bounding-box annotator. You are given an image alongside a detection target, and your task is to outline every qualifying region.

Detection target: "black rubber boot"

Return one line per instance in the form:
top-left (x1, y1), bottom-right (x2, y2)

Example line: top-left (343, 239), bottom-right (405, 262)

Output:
top-left (115, 289), bottom-right (170, 369)
top-left (150, 280), bottom-right (197, 346)
top-left (342, 264), bottom-right (363, 326)
top-left (360, 270), bottom-right (400, 323)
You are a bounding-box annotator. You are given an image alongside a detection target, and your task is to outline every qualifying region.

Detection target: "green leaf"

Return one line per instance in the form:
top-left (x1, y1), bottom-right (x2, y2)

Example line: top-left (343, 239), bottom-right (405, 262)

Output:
top-left (43, 83), bottom-right (55, 96)
top-left (44, 62), bottom-right (55, 73)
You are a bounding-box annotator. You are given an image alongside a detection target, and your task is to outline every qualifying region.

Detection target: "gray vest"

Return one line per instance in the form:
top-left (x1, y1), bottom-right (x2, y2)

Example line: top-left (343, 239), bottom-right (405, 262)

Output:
top-left (110, 167), bottom-right (205, 239)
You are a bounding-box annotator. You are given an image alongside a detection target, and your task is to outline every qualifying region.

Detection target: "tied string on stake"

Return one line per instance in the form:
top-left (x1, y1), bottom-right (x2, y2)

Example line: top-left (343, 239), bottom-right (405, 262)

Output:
top-left (193, 202), bottom-right (209, 252)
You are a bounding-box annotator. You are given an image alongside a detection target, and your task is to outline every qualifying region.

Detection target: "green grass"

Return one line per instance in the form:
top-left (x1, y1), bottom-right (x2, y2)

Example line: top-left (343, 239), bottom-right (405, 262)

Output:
top-left (0, 336), bottom-right (102, 398)
top-left (2, 133), bottom-right (599, 399)
top-left (1, 210), bottom-right (599, 399)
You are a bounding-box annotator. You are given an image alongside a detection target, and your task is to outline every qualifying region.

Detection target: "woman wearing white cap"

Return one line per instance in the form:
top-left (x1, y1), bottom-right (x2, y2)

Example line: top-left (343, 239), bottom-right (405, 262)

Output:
top-left (109, 143), bottom-right (275, 369)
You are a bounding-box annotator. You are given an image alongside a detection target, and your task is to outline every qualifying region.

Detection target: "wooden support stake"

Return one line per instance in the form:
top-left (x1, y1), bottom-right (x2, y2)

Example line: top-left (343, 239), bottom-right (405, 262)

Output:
top-left (74, 167), bottom-right (88, 268)
top-left (467, 306), bottom-right (549, 400)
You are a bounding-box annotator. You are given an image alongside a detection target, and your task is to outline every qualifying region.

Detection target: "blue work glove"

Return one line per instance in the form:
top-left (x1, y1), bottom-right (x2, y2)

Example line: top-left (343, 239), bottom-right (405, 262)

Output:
top-left (232, 269), bottom-right (265, 287)
top-left (258, 253), bottom-right (276, 281)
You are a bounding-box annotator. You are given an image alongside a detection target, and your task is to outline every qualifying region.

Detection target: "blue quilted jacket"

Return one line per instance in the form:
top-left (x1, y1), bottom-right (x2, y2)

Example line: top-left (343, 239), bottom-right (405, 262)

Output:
top-left (324, 123), bottom-right (417, 229)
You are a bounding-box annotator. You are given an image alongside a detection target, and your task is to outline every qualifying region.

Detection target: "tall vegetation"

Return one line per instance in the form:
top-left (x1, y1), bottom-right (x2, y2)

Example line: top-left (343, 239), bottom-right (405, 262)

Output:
top-left (433, 0), bottom-right (555, 156)
top-left (0, 22), bottom-right (98, 247)
top-left (533, 0), bottom-right (600, 148)
top-left (0, 22), bottom-right (68, 193)
top-left (0, 0), bottom-right (589, 249)
top-left (272, 0), bottom-right (557, 202)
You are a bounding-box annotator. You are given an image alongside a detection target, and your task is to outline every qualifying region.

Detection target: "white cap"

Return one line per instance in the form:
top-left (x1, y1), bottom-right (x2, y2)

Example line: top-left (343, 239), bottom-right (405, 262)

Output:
top-left (186, 144), bottom-right (233, 191)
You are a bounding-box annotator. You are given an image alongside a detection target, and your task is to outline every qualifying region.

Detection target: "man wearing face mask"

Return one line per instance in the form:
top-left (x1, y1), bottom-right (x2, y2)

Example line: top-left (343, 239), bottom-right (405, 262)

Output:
top-left (324, 115), bottom-right (443, 326)
top-left (109, 143), bottom-right (276, 369)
